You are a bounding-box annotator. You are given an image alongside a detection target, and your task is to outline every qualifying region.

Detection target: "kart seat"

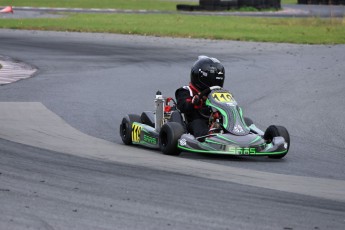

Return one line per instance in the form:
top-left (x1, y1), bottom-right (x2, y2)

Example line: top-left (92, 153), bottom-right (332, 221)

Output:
top-left (141, 111), bottom-right (155, 128)
top-left (169, 111), bottom-right (187, 133)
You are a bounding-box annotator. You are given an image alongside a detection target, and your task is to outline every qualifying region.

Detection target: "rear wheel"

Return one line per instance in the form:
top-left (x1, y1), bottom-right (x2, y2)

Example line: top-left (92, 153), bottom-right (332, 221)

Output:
top-left (119, 114), bottom-right (141, 145)
top-left (264, 125), bottom-right (290, 159)
top-left (159, 122), bottom-right (185, 156)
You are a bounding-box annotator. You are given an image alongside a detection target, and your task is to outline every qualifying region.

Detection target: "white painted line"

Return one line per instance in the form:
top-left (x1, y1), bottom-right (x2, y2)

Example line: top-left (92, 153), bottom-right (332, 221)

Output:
top-left (0, 80), bottom-right (12, 84)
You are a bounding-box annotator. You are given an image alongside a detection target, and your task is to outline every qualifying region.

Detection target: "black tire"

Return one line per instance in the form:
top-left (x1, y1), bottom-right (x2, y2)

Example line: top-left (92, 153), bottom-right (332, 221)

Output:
top-left (298, 0), bottom-right (307, 4)
top-left (244, 117), bottom-right (254, 126)
top-left (119, 114), bottom-right (141, 145)
top-left (176, 4), bottom-right (194, 11)
top-left (264, 125), bottom-right (290, 159)
top-left (159, 122), bottom-right (185, 156)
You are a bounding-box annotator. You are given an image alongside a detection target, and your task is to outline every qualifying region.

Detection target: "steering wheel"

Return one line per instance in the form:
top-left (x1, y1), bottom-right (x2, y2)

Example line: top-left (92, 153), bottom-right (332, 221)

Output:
top-left (198, 86), bottom-right (222, 99)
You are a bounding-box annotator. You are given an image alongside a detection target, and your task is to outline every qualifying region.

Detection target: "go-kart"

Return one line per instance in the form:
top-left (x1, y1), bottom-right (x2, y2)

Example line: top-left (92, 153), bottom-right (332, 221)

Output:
top-left (120, 86), bottom-right (290, 158)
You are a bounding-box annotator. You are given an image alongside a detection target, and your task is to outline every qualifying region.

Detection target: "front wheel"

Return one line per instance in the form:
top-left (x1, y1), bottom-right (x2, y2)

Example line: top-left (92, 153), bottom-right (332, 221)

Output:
top-left (119, 114), bottom-right (141, 145)
top-left (159, 122), bottom-right (185, 156)
top-left (264, 125), bottom-right (290, 159)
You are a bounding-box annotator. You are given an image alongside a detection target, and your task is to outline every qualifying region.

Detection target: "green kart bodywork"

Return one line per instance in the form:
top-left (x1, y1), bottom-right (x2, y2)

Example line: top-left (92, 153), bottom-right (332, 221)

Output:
top-left (176, 88), bottom-right (289, 157)
top-left (120, 87), bottom-right (290, 158)
top-left (177, 131), bottom-right (288, 156)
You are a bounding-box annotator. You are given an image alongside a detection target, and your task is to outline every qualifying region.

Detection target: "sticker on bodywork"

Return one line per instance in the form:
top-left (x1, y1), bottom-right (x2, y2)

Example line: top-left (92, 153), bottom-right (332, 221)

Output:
top-left (212, 92), bottom-right (233, 103)
top-left (132, 123), bottom-right (141, 143)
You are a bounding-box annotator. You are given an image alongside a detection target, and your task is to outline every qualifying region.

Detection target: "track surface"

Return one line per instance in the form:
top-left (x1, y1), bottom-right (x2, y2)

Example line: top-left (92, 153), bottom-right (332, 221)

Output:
top-left (1, 139), bottom-right (345, 230)
top-left (0, 29), bottom-right (345, 229)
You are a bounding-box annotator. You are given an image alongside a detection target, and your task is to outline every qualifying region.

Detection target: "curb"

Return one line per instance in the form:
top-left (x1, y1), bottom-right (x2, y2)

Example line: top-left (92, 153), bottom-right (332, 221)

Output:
top-left (0, 56), bottom-right (37, 85)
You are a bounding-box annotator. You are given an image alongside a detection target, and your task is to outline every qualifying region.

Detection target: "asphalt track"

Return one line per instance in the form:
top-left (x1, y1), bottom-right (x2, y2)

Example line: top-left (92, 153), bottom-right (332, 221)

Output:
top-left (0, 29), bottom-right (345, 229)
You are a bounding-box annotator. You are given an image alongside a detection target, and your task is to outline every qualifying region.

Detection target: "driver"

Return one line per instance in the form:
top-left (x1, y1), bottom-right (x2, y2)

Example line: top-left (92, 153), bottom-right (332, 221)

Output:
top-left (175, 56), bottom-right (225, 138)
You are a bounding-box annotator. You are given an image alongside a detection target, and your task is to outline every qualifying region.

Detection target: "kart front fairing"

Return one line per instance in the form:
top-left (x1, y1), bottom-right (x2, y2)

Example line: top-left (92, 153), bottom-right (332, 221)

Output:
top-left (177, 88), bottom-right (289, 156)
top-left (206, 89), bottom-right (250, 136)
top-left (177, 132), bottom-right (288, 156)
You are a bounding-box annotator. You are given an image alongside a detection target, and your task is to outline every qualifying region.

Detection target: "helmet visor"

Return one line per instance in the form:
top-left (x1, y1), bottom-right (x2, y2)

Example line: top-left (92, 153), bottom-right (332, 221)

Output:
top-left (199, 70), bottom-right (224, 88)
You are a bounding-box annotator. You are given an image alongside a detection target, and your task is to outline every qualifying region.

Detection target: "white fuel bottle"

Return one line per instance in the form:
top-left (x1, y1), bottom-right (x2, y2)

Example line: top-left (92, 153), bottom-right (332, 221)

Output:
top-left (154, 90), bottom-right (165, 132)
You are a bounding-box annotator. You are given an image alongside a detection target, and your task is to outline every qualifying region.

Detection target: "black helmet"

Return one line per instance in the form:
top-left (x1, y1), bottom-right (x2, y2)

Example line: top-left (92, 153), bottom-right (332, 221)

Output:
top-left (190, 56), bottom-right (225, 92)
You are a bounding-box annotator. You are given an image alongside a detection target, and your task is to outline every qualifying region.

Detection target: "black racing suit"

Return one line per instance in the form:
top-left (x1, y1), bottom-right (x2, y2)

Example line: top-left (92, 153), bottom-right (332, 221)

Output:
top-left (175, 86), bottom-right (211, 137)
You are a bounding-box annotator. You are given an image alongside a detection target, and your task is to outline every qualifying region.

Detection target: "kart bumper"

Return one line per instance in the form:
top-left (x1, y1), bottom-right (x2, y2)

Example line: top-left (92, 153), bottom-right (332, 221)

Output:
top-left (177, 134), bottom-right (288, 156)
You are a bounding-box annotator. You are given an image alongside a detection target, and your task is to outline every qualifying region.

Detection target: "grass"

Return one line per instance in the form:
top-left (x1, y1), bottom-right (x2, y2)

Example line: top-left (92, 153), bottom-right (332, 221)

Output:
top-left (282, 0), bottom-right (297, 3)
top-left (1, 0), bottom-right (182, 10)
top-left (1, 13), bottom-right (344, 44)
top-left (0, 0), bottom-right (343, 44)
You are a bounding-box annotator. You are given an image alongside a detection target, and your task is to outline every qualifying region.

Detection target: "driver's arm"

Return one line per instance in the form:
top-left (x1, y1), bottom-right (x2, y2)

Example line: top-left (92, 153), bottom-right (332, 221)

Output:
top-left (175, 88), bottom-right (200, 113)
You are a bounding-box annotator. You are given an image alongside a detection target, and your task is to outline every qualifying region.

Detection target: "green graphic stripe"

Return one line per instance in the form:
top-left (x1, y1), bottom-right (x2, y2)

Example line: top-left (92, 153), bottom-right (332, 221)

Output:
top-left (206, 100), bottom-right (228, 128)
top-left (178, 145), bottom-right (287, 156)
top-left (253, 150), bottom-right (287, 156)
top-left (200, 142), bottom-right (217, 150)
top-left (205, 139), bottom-right (225, 145)
top-left (249, 136), bottom-right (262, 145)
top-left (231, 107), bottom-right (236, 126)
top-left (216, 134), bottom-right (238, 144)
top-left (206, 137), bottom-right (265, 148)
top-left (238, 107), bottom-right (250, 131)
top-left (264, 143), bottom-right (273, 151)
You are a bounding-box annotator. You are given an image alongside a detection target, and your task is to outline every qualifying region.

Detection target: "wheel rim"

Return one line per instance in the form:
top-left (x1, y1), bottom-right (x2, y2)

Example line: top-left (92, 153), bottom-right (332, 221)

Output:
top-left (160, 132), bottom-right (168, 147)
top-left (121, 122), bottom-right (128, 139)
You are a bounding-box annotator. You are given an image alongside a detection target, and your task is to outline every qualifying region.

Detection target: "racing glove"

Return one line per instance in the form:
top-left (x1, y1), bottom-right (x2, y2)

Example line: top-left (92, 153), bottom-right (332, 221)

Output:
top-left (192, 95), bottom-right (200, 105)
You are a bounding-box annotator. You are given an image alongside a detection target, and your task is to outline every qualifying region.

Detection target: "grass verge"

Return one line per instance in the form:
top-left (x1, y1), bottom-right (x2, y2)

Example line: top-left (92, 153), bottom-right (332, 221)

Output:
top-left (0, 13), bottom-right (344, 44)
top-left (1, 0), bottom-right (187, 11)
